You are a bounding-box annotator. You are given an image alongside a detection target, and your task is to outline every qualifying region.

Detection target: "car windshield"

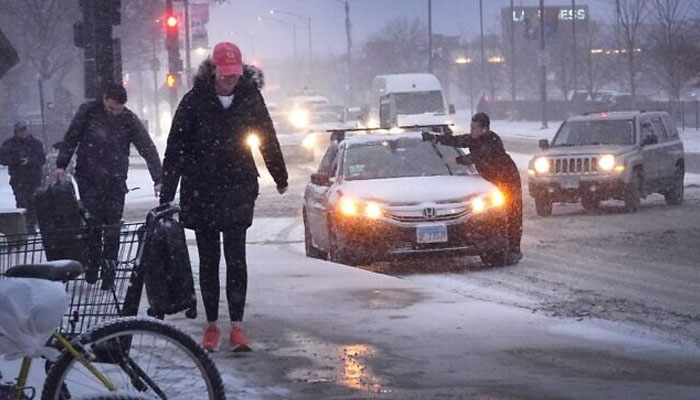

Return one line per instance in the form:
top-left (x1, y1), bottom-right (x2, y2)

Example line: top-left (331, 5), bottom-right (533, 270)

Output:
top-left (552, 120), bottom-right (635, 146)
top-left (343, 138), bottom-right (475, 180)
top-left (394, 91), bottom-right (445, 115)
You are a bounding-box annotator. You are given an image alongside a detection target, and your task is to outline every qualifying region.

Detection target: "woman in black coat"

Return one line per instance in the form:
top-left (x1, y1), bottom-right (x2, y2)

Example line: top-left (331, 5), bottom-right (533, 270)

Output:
top-left (160, 42), bottom-right (288, 352)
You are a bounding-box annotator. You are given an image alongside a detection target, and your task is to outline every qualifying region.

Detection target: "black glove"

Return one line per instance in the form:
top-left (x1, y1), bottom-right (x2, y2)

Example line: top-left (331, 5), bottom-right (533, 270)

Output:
top-left (421, 131), bottom-right (437, 142)
top-left (456, 154), bottom-right (474, 165)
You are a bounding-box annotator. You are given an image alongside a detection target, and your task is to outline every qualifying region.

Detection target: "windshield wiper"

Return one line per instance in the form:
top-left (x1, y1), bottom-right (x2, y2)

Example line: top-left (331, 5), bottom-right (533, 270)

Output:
top-left (428, 142), bottom-right (453, 175)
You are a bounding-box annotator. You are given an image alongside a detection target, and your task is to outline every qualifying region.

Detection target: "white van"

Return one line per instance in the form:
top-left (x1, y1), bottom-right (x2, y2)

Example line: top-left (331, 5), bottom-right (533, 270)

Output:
top-left (370, 73), bottom-right (455, 128)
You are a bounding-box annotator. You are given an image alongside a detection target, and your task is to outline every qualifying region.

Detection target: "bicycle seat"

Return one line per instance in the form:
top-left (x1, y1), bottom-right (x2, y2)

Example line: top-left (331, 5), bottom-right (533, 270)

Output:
top-left (5, 260), bottom-right (84, 282)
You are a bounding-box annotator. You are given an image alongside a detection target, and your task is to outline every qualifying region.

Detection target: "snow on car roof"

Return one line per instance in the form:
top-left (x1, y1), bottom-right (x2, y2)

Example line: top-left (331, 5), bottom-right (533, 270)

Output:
top-left (567, 111), bottom-right (664, 122)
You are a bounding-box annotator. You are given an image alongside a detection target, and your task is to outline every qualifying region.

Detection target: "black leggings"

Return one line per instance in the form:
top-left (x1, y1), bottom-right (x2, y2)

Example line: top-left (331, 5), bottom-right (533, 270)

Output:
top-left (195, 226), bottom-right (248, 322)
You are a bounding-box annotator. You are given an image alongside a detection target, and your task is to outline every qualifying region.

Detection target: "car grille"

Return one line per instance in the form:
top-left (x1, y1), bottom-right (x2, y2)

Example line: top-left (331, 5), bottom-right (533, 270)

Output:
top-left (384, 206), bottom-right (469, 223)
top-left (550, 157), bottom-right (598, 174)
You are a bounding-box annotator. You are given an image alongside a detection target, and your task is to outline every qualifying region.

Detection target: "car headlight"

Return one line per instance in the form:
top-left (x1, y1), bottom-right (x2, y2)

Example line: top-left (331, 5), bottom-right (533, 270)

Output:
top-left (471, 189), bottom-right (506, 213)
top-left (289, 108), bottom-right (309, 129)
top-left (598, 154), bottom-right (616, 171)
top-left (338, 198), bottom-right (383, 219)
top-left (534, 157), bottom-right (550, 174)
top-left (301, 134), bottom-right (315, 149)
top-left (246, 133), bottom-right (260, 149)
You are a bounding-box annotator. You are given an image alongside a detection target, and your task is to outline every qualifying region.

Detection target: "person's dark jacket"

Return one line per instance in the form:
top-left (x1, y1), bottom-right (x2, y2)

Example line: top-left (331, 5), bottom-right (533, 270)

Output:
top-left (0, 134), bottom-right (45, 187)
top-left (436, 130), bottom-right (520, 185)
top-left (159, 60), bottom-right (288, 230)
top-left (56, 100), bottom-right (162, 183)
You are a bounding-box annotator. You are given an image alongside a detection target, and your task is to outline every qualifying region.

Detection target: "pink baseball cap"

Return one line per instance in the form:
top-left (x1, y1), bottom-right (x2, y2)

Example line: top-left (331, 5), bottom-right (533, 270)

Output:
top-left (212, 42), bottom-right (243, 76)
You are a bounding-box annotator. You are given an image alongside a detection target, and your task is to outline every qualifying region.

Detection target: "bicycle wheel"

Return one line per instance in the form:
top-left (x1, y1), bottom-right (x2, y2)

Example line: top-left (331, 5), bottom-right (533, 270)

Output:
top-left (42, 317), bottom-right (226, 400)
top-left (75, 394), bottom-right (152, 400)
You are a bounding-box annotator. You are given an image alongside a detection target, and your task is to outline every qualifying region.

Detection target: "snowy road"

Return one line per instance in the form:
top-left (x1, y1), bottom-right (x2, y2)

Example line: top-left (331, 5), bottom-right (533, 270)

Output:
top-left (3, 124), bottom-right (700, 398)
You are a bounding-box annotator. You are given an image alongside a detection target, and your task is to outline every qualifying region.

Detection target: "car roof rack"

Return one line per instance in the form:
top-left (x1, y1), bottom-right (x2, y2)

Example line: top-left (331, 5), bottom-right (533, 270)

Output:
top-left (325, 124), bottom-right (455, 142)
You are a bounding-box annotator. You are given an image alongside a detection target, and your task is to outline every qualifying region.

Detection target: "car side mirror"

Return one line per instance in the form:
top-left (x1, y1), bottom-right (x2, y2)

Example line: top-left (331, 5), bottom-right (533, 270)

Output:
top-left (538, 139), bottom-right (550, 150)
top-left (641, 134), bottom-right (658, 146)
top-left (448, 104), bottom-right (456, 115)
top-left (310, 172), bottom-right (331, 186)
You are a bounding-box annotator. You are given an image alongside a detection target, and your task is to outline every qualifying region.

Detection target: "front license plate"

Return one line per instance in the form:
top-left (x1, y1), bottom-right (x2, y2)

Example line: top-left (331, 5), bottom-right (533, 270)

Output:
top-left (416, 225), bottom-right (448, 244)
top-left (562, 175), bottom-right (580, 189)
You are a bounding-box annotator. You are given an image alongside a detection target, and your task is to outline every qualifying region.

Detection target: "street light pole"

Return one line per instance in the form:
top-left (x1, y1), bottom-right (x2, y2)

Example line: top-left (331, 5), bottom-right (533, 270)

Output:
top-left (270, 9), bottom-right (312, 77)
top-left (428, 0), bottom-right (433, 73)
top-left (479, 0), bottom-right (486, 99)
top-left (257, 16), bottom-right (297, 68)
top-left (345, 1), bottom-right (352, 106)
top-left (509, 0), bottom-right (516, 101)
top-left (539, 0), bottom-right (548, 129)
top-left (571, 0), bottom-right (578, 95)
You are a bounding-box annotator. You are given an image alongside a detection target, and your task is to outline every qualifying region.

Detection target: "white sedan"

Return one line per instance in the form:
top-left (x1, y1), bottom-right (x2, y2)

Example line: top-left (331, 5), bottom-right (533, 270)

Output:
top-left (303, 131), bottom-right (510, 266)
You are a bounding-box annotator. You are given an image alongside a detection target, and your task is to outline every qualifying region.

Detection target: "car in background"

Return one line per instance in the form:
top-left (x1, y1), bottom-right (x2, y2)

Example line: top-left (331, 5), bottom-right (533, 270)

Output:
top-left (303, 131), bottom-right (510, 267)
top-left (528, 111), bottom-right (684, 215)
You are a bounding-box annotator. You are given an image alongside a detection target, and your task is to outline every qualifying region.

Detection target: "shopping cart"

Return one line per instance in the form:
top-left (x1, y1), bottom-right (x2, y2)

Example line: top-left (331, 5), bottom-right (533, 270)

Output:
top-left (0, 221), bottom-right (144, 338)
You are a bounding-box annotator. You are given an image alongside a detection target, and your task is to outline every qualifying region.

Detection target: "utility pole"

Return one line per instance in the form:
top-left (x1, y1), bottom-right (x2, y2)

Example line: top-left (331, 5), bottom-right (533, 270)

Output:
top-left (539, 0), bottom-right (548, 128)
top-left (344, 1), bottom-right (353, 107)
top-left (184, 0), bottom-right (192, 88)
top-left (479, 0), bottom-right (486, 99)
top-left (428, 0), bottom-right (433, 73)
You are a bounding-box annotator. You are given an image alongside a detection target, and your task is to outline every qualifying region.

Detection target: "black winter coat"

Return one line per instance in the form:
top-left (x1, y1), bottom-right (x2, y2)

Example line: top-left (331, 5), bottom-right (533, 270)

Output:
top-left (437, 130), bottom-right (520, 186)
top-left (160, 61), bottom-right (288, 230)
top-left (56, 101), bottom-right (162, 184)
top-left (0, 134), bottom-right (45, 187)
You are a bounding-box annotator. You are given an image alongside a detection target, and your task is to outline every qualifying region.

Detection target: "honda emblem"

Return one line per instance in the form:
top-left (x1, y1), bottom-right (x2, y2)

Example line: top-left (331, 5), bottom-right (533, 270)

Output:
top-left (423, 207), bottom-right (436, 218)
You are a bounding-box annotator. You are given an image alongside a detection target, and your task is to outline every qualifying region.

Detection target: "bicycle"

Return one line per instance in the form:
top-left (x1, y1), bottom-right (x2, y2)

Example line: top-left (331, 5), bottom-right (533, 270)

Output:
top-left (0, 204), bottom-right (226, 400)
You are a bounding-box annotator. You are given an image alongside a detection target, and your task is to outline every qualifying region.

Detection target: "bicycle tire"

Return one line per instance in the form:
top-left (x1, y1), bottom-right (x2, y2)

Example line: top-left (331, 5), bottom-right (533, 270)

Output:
top-left (41, 317), bottom-right (226, 400)
top-left (75, 394), bottom-right (152, 400)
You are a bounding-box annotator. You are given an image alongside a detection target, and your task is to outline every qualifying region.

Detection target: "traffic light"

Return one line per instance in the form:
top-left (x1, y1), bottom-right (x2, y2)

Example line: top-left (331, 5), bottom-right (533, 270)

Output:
top-left (166, 72), bottom-right (178, 88)
top-left (164, 13), bottom-right (180, 52)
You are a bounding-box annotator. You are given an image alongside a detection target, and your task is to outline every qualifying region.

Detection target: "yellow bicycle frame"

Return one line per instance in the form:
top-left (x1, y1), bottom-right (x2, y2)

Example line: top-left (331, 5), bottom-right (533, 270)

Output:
top-left (13, 332), bottom-right (116, 400)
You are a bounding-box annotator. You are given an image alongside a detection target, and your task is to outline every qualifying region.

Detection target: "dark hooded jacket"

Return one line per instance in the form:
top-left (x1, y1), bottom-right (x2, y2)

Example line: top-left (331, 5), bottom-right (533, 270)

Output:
top-left (159, 60), bottom-right (288, 230)
top-left (436, 130), bottom-right (520, 186)
top-left (0, 133), bottom-right (45, 187)
top-left (56, 100), bottom-right (162, 184)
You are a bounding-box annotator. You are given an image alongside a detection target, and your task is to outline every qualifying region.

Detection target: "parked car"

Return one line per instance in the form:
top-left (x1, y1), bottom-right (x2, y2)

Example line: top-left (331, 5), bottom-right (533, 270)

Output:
top-left (303, 131), bottom-right (510, 266)
top-left (528, 111), bottom-right (685, 215)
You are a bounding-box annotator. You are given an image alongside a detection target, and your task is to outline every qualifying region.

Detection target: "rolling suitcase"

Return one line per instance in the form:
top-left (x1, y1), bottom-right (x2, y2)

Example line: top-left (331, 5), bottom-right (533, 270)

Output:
top-left (34, 180), bottom-right (101, 282)
top-left (139, 203), bottom-right (197, 319)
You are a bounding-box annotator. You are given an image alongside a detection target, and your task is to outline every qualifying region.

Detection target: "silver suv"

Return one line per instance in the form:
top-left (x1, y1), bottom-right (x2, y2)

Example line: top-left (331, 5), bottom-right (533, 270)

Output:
top-left (528, 111), bottom-right (685, 215)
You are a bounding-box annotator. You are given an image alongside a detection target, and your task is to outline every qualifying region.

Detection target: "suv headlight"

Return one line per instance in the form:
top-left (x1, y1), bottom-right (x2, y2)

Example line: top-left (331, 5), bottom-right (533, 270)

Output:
top-left (598, 154), bottom-right (616, 171)
top-left (534, 157), bottom-right (550, 174)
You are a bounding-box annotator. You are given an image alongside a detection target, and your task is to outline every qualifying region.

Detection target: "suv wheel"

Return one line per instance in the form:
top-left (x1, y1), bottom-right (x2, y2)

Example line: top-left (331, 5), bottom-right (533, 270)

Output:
top-left (623, 172), bottom-right (642, 213)
top-left (534, 194), bottom-right (553, 216)
top-left (480, 249), bottom-right (508, 267)
top-left (664, 166), bottom-right (684, 206)
top-left (581, 194), bottom-right (600, 212)
top-left (303, 210), bottom-right (327, 259)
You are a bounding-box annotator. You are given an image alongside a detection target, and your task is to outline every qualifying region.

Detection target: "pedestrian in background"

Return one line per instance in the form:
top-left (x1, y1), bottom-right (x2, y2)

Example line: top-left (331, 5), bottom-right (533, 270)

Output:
top-left (55, 84), bottom-right (162, 264)
top-left (0, 121), bottom-right (45, 233)
top-left (423, 112), bottom-right (523, 265)
top-left (160, 42), bottom-right (288, 352)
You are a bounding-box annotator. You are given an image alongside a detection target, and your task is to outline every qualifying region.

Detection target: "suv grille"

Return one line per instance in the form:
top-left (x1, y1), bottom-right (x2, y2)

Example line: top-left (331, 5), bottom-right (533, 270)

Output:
top-left (552, 157), bottom-right (598, 174)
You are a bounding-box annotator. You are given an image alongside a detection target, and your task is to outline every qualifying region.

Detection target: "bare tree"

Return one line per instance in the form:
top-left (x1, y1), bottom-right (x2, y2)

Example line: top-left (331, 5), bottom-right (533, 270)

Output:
top-left (356, 18), bottom-right (428, 100)
top-left (645, 0), bottom-right (697, 110)
top-left (613, 0), bottom-right (650, 97)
